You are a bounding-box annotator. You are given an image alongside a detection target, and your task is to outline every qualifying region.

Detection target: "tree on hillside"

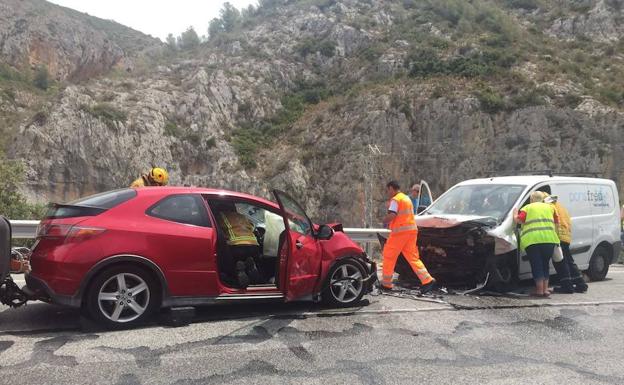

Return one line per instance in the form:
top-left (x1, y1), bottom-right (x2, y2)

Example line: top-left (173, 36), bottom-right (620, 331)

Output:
top-left (220, 2), bottom-right (241, 32)
top-left (0, 159), bottom-right (45, 219)
top-left (165, 33), bottom-right (177, 50)
top-left (177, 26), bottom-right (200, 50)
top-left (208, 18), bottom-right (224, 38)
top-left (241, 4), bottom-right (256, 19)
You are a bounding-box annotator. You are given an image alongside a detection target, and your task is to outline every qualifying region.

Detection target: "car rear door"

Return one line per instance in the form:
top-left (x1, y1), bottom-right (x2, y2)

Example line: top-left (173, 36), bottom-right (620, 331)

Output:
top-left (273, 190), bottom-right (322, 301)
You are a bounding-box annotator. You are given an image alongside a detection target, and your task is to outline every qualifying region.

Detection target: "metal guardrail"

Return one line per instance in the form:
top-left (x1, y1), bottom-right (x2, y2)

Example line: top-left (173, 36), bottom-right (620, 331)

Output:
top-left (8, 220), bottom-right (389, 243)
top-left (9, 220), bottom-right (40, 239)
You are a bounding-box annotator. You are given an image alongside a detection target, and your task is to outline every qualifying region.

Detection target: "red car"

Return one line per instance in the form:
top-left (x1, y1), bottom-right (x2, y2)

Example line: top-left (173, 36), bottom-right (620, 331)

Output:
top-left (22, 187), bottom-right (376, 327)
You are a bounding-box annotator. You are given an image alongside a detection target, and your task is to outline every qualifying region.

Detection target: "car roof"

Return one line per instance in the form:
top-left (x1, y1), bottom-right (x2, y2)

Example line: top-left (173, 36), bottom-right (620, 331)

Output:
top-left (133, 187), bottom-right (280, 208)
top-left (455, 175), bottom-right (616, 187)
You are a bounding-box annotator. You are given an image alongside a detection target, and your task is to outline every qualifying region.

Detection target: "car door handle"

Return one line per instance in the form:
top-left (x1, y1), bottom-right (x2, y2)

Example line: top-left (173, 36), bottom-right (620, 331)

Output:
top-left (296, 240), bottom-right (303, 249)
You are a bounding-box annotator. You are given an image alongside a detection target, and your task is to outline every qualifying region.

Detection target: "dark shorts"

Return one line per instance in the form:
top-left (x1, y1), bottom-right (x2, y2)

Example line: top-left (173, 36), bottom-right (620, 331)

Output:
top-left (526, 243), bottom-right (556, 280)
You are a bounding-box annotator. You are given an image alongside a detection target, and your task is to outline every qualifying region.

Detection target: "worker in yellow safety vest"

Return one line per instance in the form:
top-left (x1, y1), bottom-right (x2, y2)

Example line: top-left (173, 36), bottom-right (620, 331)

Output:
top-left (130, 167), bottom-right (169, 188)
top-left (541, 191), bottom-right (588, 293)
top-left (213, 201), bottom-right (262, 288)
top-left (380, 180), bottom-right (436, 293)
top-left (514, 191), bottom-right (560, 297)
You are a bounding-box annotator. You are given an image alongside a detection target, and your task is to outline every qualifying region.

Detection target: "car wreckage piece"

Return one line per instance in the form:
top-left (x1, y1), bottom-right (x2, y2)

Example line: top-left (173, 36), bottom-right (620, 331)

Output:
top-left (0, 217), bottom-right (34, 308)
top-left (378, 216), bottom-right (518, 291)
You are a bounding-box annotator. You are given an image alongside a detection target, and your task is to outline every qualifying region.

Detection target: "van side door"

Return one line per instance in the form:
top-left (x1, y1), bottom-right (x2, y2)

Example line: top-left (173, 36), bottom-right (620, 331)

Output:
top-left (551, 183), bottom-right (593, 268)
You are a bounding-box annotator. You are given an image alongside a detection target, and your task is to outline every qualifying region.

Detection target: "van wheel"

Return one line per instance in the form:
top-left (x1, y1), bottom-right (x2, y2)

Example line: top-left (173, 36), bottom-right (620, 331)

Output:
top-left (86, 265), bottom-right (160, 329)
top-left (587, 245), bottom-right (610, 282)
top-left (322, 259), bottom-right (366, 307)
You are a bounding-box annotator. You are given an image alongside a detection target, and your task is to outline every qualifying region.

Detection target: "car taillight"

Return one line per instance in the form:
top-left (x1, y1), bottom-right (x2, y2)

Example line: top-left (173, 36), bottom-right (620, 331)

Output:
top-left (37, 224), bottom-right (73, 238)
top-left (67, 227), bottom-right (106, 239)
top-left (37, 225), bottom-right (106, 240)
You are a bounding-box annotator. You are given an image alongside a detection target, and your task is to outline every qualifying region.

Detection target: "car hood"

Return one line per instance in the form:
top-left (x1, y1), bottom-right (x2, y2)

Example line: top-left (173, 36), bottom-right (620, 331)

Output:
top-left (417, 214), bottom-right (517, 255)
top-left (416, 214), bottom-right (498, 228)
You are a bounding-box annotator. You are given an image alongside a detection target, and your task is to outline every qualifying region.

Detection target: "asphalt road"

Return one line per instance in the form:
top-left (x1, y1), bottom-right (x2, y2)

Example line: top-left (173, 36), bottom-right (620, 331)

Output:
top-left (2, 266), bottom-right (624, 385)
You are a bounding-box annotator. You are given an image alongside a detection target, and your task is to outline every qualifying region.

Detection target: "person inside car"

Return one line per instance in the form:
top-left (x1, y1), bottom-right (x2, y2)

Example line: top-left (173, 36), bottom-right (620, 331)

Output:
top-left (212, 201), bottom-right (263, 288)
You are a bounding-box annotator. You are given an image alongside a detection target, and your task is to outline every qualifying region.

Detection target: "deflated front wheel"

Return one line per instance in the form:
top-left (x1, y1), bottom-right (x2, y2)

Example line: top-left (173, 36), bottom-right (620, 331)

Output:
top-left (86, 265), bottom-right (160, 329)
top-left (322, 259), bottom-right (366, 307)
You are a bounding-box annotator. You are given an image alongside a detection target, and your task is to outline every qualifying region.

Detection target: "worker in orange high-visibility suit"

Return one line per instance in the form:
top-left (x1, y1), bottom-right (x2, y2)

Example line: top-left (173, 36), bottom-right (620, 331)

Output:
top-left (381, 180), bottom-right (436, 293)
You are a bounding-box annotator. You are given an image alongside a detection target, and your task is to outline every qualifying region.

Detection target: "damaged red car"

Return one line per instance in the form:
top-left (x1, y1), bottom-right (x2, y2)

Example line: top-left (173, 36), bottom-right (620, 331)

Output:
top-left (5, 188), bottom-right (376, 328)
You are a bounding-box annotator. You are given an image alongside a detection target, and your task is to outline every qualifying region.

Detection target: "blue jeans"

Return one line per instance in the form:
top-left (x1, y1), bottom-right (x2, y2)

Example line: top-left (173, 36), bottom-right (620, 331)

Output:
top-left (526, 244), bottom-right (556, 280)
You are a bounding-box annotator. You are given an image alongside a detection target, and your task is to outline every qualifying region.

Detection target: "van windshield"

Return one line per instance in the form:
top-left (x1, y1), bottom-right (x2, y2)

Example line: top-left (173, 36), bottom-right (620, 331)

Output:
top-left (425, 184), bottom-right (526, 222)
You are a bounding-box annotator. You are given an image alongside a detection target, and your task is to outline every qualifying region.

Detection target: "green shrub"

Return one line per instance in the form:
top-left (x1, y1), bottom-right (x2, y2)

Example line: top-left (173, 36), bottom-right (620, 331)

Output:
top-left (206, 136), bottom-right (217, 148)
top-left (164, 121), bottom-right (180, 137)
top-left (597, 86), bottom-right (624, 106)
top-left (0, 158), bottom-right (46, 219)
top-left (80, 103), bottom-right (127, 128)
top-left (475, 88), bottom-right (506, 113)
top-left (296, 38), bottom-right (337, 57)
top-left (33, 65), bottom-right (50, 90)
top-left (505, 0), bottom-right (540, 10)
top-left (509, 88), bottom-right (548, 109)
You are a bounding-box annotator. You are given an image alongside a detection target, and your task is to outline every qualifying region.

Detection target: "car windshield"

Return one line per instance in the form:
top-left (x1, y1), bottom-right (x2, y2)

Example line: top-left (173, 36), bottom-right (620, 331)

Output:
top-left (425, 184), bottom-right (526, 222)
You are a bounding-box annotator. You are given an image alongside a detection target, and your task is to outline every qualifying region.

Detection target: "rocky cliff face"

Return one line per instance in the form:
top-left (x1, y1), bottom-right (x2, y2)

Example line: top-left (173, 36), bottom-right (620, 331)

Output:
top-left (2, 0), bottom-right (623, 226)
top-left (0, 0), bottom-right (161, 81)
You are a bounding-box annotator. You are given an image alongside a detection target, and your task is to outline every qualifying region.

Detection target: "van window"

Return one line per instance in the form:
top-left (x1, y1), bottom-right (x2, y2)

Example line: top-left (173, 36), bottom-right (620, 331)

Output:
top-left (425, 184), bottom-right (525, 222)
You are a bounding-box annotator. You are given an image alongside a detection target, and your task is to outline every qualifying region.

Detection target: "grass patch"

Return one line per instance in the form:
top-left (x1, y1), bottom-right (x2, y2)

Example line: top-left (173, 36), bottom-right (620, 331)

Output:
top-left (80, 103), bottom-right (127, 128)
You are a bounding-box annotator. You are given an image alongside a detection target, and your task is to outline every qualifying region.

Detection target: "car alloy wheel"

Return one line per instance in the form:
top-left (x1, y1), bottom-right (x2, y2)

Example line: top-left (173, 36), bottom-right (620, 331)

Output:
top-left (97, 272), bottom-right (151, 323)
top-left (327, 261), bottom-right (364, 305)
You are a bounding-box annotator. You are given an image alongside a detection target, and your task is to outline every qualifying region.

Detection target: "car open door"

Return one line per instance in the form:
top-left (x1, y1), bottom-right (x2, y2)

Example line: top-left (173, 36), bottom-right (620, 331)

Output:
top-left (417, 180), bottom-right (434, 214)
top-left (273, 190), bottom-right (322, 301)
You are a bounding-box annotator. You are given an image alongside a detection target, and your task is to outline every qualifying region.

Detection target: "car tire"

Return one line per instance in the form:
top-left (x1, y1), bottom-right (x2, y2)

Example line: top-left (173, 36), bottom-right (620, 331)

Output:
top-left (85, 264), bottom-right (160, 329)
top-left (587, 245), bottom-right (610, 282)
top-left (322, 259), bottom-right (366, 308)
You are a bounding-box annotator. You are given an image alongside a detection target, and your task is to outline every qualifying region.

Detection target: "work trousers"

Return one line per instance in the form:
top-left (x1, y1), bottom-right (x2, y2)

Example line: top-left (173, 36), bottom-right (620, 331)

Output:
top-left (553, 242), bottom-right (585, 288)
top-left (381, 230), bottom-right (433, 289)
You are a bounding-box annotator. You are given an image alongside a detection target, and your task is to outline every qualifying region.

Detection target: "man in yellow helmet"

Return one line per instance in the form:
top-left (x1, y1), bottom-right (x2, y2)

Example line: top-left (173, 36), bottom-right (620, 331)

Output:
top-left (131, 167), bottom-right (169, 187)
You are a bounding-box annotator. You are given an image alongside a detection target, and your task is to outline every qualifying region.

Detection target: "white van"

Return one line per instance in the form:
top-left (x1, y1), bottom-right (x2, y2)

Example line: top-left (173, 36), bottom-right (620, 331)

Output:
top-left (414, 176), bottom-right (621, 289)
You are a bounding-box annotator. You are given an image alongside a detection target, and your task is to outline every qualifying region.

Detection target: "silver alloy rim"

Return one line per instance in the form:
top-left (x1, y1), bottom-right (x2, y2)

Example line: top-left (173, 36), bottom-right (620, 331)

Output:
top-left (98, 273), bottom-right (150, 323)
top-left (330, 264), bottom-right (363, 303)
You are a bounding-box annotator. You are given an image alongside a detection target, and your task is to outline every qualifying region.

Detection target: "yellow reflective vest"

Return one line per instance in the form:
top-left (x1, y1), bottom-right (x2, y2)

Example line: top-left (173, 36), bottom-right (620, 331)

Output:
top-left (218, 212), bottom-right (258, 246)
top-left (552, 201), bottom-right (572, 244)
top-left (519, 202), bottom-right (560, 251)
top-left (130, 175), bottom-right (152, 188)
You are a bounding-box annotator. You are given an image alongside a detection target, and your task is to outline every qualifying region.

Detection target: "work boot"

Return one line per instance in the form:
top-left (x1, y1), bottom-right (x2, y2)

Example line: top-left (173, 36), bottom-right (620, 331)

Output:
top-left (553, 285), bottom-right (574, 294)
top-left (245, 257), bottom-right (262, 284)
top-left (236, 261), bottom-right (250, 288)
top-left (574, 283), bottom-right (588, 293)
top-left (419, 279), bottom-right (436, 294)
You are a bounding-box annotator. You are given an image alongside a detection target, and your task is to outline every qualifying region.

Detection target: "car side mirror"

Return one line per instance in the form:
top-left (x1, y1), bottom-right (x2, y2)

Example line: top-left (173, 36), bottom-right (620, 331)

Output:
top-left (316, 224), bottom-right (334, 240)
top-left (416, 205), bottom-right (427, 214)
